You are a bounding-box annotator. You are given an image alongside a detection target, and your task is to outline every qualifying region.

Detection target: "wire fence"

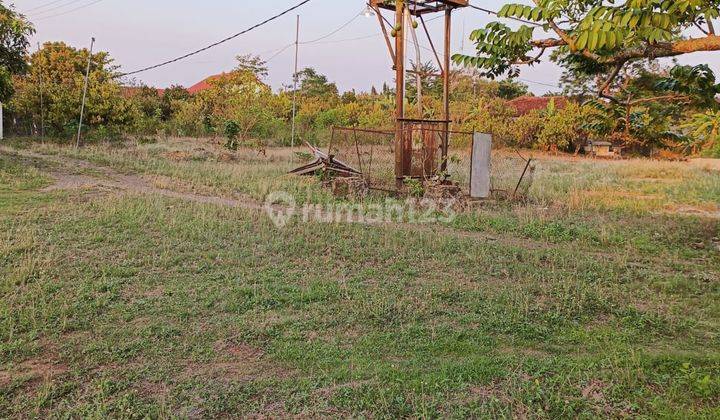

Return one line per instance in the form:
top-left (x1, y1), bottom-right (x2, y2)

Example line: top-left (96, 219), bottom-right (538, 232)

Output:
top-left (325, 126), bottom-right (534, 198)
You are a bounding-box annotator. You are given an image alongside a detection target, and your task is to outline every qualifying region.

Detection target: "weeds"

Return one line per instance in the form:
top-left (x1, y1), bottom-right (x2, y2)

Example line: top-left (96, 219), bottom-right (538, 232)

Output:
top-left (0, 139), bottom-right (718, 417)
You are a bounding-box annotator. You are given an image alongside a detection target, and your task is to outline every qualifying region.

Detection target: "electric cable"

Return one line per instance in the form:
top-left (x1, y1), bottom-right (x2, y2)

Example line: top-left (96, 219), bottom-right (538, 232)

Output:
top-left (33, 0), bottom-right (107, 21)
top-left (25, 0), bottom-right (78, 13)
top-left (300, 9), bottom-right (364, 45)
top-left (119, 0), bottom-right (313, 77)
top-left (28, 0), bottom-right (87, 16)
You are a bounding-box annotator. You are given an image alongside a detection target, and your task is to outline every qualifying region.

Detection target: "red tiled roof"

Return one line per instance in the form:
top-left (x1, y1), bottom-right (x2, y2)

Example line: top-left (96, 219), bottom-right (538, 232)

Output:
top-left (187, 73), bottom-right (228, 94)
top-left (508, 96), bottom-right (568, 116)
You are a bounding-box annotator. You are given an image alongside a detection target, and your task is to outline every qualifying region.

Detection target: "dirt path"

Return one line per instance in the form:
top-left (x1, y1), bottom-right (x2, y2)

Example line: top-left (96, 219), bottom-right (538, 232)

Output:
top-left (44, 170), bottom-right (267, 211)
top-left (2, 146), bottom-right (267, 211)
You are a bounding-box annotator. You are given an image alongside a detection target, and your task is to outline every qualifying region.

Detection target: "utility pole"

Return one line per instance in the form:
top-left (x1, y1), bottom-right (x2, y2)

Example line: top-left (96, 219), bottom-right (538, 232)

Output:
top-left (0, 102), bottom-right (4, 141)
top-left (76, 37), bottom-right (95, 149)
top-left (290, 15), bottom-right (300, 163)
top-left (441, 9), bottom-right (452, 174)
top-left (394, 0), bottom-right (405, 189)
top-left (38, 42), bottom-right (45, 142)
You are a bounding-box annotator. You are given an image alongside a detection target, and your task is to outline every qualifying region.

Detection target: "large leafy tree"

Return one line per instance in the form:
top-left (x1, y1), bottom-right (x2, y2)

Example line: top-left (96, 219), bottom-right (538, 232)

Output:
top-left (295, 68), bottom-right (339, 98)
top-left (199, 57), bottom-right (287, 149)
top-left (405, 60), bottom-right (443, 104)
top-left (11, 42), bottom-right (133, 136)
top-left (0, 2), bottom-right (34, 101)
top-left (680, 110), bottom-right (720, 153)
top-left (159, 85), bottom-right (190, 121)
top-left (454, 0), bottom-right (720, 102)
top-left (579, 61), bottom-right (720, 150)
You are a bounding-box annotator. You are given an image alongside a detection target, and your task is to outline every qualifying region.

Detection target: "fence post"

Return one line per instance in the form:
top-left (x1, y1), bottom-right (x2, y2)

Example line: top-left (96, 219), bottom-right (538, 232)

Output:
top-left (470, 132), bottom-right (492, 198)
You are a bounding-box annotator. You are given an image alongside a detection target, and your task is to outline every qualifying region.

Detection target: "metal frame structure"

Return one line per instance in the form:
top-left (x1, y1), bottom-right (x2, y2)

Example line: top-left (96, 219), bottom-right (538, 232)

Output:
top-left (369, 0), bottom-right (468, 188)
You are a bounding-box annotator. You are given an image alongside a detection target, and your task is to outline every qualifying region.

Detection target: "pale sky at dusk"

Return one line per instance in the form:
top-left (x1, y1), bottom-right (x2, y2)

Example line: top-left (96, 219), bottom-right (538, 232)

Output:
top-left (17, 0), bottom-right (720, 95)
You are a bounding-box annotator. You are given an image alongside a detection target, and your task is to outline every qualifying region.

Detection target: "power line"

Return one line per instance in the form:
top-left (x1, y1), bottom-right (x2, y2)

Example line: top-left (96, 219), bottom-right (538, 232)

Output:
top-left (274, 6), bottom-right (559, 90)
top-left (24, 0), bottom-right (76, 13)
top-left (301, 8), bottom-right (444, 47)
top-left (28, 0), bottom-right (87, 16)
top-left (119, 0), bottom-right (313, 77)
top-left (300, 9), bottom-right (363, 44)
top-left (307, 33), bottom-right (378, 45)
top-left (518, 78), bottom-right (560, 89)
top-left (241, 9), bottom-right (367, 65)
top-left (265, 44), bottom-right (295, 63)
top-left (34, 0), bottom-right (107, 21)
top-left (258, 43), bottom-right (295, 57)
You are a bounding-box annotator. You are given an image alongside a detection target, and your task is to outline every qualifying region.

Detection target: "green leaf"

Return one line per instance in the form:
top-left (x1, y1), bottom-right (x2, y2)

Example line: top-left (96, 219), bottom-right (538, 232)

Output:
top-left (588, 31), bottom-right (599, 50)
top-left (621, 12), bottom-right (633, 27)
top-left (576, 31), bottom-right (589, 50)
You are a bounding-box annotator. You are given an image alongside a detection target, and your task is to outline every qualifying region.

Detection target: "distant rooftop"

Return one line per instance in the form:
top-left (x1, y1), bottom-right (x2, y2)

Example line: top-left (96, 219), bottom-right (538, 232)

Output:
top-left (187, 73), bottom-right (228, 94)
top-left (508, 96), bottom-right (569, 116)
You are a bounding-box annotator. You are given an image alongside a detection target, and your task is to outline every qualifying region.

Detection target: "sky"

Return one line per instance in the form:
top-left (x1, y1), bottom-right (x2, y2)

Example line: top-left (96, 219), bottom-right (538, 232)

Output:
top-left (16, 0), bottom-right (720, 95)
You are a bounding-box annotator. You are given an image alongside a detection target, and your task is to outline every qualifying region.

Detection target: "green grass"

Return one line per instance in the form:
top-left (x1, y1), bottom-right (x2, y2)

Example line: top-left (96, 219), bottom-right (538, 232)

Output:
top-left (1, 138), bottom-right (719, 418)
top-left (17, 138), bottom-right (720, 214)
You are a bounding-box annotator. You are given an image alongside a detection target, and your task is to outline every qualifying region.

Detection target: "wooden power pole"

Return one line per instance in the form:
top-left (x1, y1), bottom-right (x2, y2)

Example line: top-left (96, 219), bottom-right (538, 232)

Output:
top-left (441, 9), bottom-right (452, 173)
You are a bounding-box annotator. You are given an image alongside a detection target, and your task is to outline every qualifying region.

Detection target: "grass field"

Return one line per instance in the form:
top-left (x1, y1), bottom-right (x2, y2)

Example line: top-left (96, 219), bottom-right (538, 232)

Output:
top-left (1, 137), bottom-right (719, 418)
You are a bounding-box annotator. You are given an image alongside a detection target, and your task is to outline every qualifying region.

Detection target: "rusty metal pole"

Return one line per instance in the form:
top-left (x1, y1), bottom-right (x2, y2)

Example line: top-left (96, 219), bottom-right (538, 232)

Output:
top-left (394, 0), bottom-right (405, 189)
top-left (441, 8), bottom-right (452, 174)
top-left (374, 5), bottom-right (395, 63)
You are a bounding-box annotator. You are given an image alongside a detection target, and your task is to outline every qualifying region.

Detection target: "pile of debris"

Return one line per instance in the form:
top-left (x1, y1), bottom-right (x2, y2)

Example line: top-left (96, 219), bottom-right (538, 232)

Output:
top-left (424, 182), bottom-right (462, 200)
top-left (289, 143), bottom-right (362, 178)
top-left (324, 177), bottom-right (369, 200)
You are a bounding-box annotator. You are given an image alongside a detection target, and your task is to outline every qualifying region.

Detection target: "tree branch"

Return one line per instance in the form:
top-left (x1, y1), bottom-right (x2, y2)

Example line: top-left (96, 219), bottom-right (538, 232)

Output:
top-left (707, 14), bottom-right (716, 35)
top-left (530, 0), bottom-right (601, 61)
top-left (530, 38), bottom-right (566, 48)
top-left (610, 35), bottom-right (720, 63)
top-left (695, 22), bottom-right (710, 35)
top-left (526, 35), bottom-right (720, 65)
top-left (514, 47), bottom-right (547, 64)
top-left (596, 61), bottom-right (626, 103)
top-left (629, 94), bottom-right (691, 106)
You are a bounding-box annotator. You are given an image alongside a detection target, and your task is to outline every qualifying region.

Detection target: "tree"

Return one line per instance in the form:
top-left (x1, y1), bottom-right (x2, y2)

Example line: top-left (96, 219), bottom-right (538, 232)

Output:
top-left (681, 110), bottom-right (720, 154)
top-left (235, 54), bottom-right (269, 78)
top-left (405, 60), bottom-right (443, 104)
top-left (198, 66), bottom-right (285, 151)
top-left (454, 0), bottom-right (720, 102)
top-left (11, 42), bottom-right (133, 137)
top-left (577, 62), bottom-right (720, 151)
top-left (126, 85), bottom-right (163, 135)
top-left (0, 2), bottom-right (34, 101)
top-left (160, 85), bottom-right (190, 120)
top-left (295, 68), bottom-right (339, 98)
top-left (131, 86), bottom-right (163, 118)
top-left (537, 100), bottom-right (590, 152)
top-left (497, 79), bottom-right (530, 99)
